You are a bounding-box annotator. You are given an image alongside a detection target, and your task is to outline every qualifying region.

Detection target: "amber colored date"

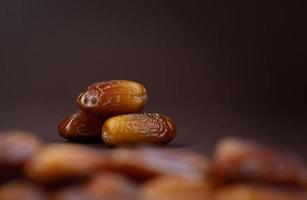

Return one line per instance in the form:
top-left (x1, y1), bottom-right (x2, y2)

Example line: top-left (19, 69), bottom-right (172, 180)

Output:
top-left (24, 144), bottom-right (113, 183)
top-left (58, 111), bottom-right (106, 141)
top-left (211, 138), bottom-right (307, 186)
top-left (77, 80), bottom-right (148, 116)
top-left (102, 113), bottom-right (176, 146)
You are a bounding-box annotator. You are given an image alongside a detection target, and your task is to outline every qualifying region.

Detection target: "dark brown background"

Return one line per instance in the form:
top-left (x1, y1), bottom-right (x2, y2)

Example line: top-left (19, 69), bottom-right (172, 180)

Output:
top-left (0, 1), bottom-right (306, 156)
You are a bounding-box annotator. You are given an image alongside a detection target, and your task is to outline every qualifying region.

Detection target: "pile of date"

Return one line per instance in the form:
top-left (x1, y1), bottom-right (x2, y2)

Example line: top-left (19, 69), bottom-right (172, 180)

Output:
top-left (0, 80), bottom-right (306, 200)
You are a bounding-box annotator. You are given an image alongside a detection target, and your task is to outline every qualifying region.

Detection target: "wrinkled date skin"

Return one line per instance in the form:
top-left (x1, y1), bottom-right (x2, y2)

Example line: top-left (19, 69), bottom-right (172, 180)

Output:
top-left (211, 138), bottom-right (307, 186)
top-left (77, 80), bottom-right (148, 116)
top-left (24, 144), bottom-right (114, 183)
top-left (111, 147), bottom-right (209, 180)
top-left (58, 111), bottom-right (106, 141)
top-left (102, 113), bottom-right (176, 146)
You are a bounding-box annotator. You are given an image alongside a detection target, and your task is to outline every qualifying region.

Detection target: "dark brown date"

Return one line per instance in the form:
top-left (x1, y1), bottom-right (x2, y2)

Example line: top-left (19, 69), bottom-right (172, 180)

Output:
top-left (211, 138), bottom-right (307, 186)
top-left (102, 113), bottom-right (176, 146)
top-left (0, 130), bottom-right (42, 169)
top-left (58, 111), bottom-right (106, 141)
top-left (77, 80), bottom-right (148, 116)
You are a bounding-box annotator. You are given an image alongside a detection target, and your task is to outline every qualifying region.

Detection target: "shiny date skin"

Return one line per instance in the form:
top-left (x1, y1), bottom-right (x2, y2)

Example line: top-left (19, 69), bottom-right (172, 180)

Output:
top-left (77, 80), bottom-right (148, 116)
top-left (102, 113), bottom-right (176, 146)
top-left (58, 111), bottom-right (106, 141)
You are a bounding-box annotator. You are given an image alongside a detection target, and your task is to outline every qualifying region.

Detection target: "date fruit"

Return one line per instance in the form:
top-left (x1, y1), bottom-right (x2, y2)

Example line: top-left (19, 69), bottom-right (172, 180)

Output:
top-left (86, 173), bottom-right (137, 200)
top-left (102, 113), bottom-right (176, 146)
top-left (211, 138), bottom-right (307, 186)
top-left (138, 176), bottom-right (212, 200)
top-left (77, 80), bottom-right (148, 116)
top-left (0, 130), bottom-right (42, 169)
top-left (58, 111), bottom-right (106, 141)
top-left (52, 186), bottom-right (91, 200)
top-left (0, 180), bottom-right (46, 200)
top-left (24, 144), bottom-right (113, 183)
top-left (53, 173), bottom-right (137, 200)
top-left (214, 183), bottom-right (307, 200)
top-left (111, 147), bottom-right (209, 180)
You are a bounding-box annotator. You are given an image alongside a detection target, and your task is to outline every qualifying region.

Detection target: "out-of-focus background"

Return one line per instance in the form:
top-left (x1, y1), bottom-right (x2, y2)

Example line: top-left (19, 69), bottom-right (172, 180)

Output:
top-left (0, 1), bottom-right (306, 155)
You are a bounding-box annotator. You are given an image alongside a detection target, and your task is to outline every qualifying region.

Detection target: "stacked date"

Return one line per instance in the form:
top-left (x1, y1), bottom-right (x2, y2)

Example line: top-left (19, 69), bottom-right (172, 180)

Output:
top-left (1, 130), bottom-right (307, 200)
top-left (58, 80), bottom-right (176, 145)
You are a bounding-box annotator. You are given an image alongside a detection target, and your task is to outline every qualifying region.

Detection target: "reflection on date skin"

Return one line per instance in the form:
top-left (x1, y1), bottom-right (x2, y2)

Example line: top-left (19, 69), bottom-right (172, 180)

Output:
top-left (58, 111), bottom-right (106, 142)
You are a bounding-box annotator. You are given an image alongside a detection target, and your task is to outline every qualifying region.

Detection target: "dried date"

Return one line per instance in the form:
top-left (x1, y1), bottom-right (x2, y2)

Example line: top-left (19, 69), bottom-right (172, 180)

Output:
top-left (77, 80), bottom-right (148, 116)
top-left (102, 113), bottom-right (176, 146)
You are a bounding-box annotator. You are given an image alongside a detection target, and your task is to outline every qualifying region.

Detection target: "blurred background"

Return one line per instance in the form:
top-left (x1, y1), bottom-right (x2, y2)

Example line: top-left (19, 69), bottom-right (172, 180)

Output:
top-left (0, 1), bottom-right (306, 156)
